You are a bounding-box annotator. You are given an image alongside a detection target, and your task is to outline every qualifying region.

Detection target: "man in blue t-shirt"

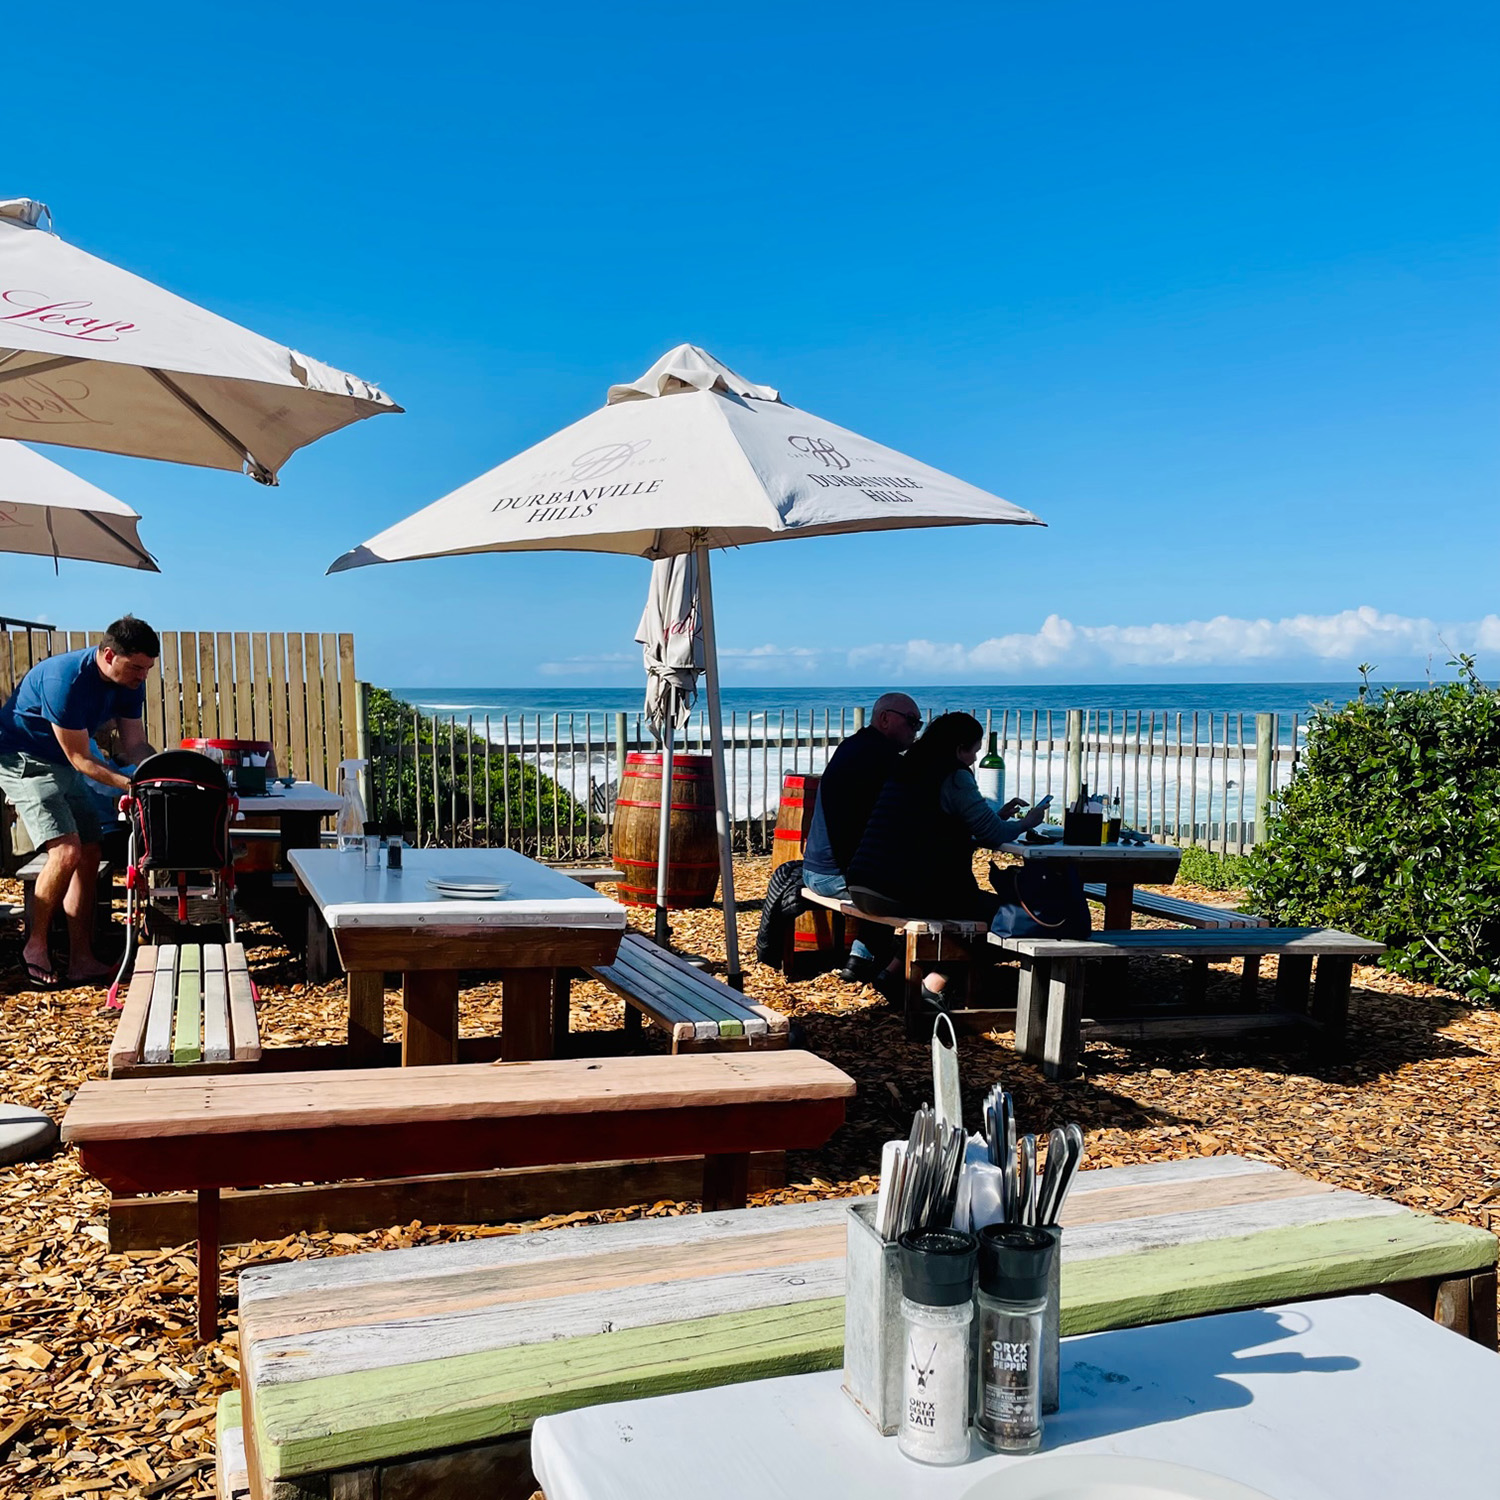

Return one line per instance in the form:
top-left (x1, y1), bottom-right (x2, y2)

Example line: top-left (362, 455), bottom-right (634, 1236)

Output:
top-left (0, 616), bottom-right (159, 986)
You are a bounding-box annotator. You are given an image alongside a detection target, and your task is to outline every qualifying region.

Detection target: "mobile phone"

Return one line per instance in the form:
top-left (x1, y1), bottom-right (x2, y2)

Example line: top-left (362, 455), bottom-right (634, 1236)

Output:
top-left (1034, 794), bottom-right (1054, 812)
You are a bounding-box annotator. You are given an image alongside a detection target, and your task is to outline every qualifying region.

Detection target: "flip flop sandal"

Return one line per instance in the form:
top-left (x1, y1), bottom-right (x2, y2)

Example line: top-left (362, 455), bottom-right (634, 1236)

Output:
top-left (20, 958), bottom-right (63, 990)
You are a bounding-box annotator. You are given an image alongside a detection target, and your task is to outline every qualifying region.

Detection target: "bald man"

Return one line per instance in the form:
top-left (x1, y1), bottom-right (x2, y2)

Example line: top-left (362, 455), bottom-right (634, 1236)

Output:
top-left (802, 692), bottom-right (921, 983)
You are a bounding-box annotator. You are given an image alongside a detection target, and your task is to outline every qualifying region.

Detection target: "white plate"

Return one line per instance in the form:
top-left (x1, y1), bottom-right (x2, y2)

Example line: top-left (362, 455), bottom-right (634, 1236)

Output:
top-left (962, 1455), bottom-right (1275, 1500)
top-left (425, 879), bottom-right (511, 900)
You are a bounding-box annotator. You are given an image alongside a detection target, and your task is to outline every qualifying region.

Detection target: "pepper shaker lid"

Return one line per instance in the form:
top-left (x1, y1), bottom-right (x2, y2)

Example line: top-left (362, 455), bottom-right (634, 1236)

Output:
top-left (977, 1224), bottom-right (1057, 1302)
top-left (898, 1228), bottom-right (977, 1306)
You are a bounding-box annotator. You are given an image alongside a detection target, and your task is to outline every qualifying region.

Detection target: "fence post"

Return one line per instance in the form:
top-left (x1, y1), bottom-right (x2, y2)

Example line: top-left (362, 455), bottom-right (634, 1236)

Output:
top-left (853, 706), bottom-right (865, 732)
top-left (355, 681), bottom-right (372, 818)
top-left (1064, 709), bottom-right (1083, 809)
top-left (1254, 712), bottom-right (1276, 848)
top-left (613, 712), bottom-right (627, 836)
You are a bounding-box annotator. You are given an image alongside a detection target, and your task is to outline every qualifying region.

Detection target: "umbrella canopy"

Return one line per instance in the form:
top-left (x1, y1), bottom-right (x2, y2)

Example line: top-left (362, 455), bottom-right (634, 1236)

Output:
top-left (328, 344), bottom-right (1041, 569)
top-left (0, 439), bottom-right (156, 570)
top-left (0, 199), bottom-right (399, 484)
top-left (635, 553), bottom-right (703, 738)
top-left (329, 344), bottom-right (1046, 980)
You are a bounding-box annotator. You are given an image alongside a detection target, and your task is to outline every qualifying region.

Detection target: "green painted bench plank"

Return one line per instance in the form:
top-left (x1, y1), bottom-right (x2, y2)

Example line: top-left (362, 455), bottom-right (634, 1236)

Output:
top-left (1061, 1211), bottom-right (1497, 1336)
top-left (172, 945), bottom-right (201, 1064)
top-left (255, 1297), bottom-right (846, 1478)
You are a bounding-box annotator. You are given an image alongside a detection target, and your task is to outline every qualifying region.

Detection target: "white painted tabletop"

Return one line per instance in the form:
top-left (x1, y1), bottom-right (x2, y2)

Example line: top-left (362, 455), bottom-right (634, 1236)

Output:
top-left (531, 1295), bottom-right (1500, 1500)
top-left (287, 847), bottom-right (628, 930)
top-left (235, 780), bottom-right (343, 816)
top-left (1001, 838), bottom-right (1182, 865)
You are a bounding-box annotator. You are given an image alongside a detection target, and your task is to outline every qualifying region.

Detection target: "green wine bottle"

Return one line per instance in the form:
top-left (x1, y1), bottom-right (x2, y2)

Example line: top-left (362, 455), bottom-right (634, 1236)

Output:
top-left (977, 730), bottom-right (1006, 812)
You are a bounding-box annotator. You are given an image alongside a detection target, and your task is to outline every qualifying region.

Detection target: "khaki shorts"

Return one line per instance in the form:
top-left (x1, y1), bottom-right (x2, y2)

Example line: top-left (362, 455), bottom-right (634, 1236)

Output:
top-left (0, 751), bottom-right (106, 847)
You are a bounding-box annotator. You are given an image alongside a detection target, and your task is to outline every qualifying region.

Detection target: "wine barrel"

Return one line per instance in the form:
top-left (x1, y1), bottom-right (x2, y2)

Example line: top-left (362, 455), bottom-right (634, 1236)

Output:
top-left (770, 772), bottom-right (840, 959)
top-left (612, 752), bottom-right (720, 908)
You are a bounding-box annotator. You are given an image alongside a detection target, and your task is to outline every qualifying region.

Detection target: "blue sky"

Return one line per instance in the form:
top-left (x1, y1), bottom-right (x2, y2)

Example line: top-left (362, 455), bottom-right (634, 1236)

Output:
top-left (5, 0), bottom-right (1496, 687)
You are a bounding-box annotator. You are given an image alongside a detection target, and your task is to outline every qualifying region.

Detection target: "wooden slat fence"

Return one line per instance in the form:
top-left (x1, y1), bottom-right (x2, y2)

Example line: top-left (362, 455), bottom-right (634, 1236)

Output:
top-left (0, 629), bottom-right (359, 790)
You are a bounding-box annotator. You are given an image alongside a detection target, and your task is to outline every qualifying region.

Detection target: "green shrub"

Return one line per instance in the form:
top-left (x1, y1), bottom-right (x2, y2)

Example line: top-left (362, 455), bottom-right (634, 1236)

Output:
top-left (1175, 846), bottom-right (1252, 892)
top-left (364, 686), bottom-right (583, 853)
top-left (1243, 659), bottom-right (1500, 1003)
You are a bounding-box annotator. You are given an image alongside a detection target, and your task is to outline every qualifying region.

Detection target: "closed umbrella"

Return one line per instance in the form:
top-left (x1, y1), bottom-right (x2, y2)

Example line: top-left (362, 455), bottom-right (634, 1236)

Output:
top-left (635, 553), bottom-right (704, 943)
top-left (329, 344), bottom-right (1045, 982)
top-left (0, 439), bottom-right (157, 570)
top-left (0, 199), bottom-right (399, 483)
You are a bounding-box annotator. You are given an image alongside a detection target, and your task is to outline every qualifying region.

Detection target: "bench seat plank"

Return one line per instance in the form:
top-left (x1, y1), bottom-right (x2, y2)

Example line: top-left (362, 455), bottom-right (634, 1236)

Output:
top-left (202, 947), bottom-right (231, 1063)
top-left (629, 936), bottom-right (788, 1033)
top-left (991, 927), bottom-right (1385, 960)
top-left (233, 1156), bottom-right (1497, 1485)
top-left (605, 943), bottom-right (758, 1036)
top-left (142, 944), bottom-right (179, 1065)
top-left (172, 945), bottom-right (202, 1064)
top-left (1081, 882), bottom-right (1269, 929)
top-left (107, 946), bottom-right (159, 1075)
top-left (225, 945), bottom-right (260, 1063)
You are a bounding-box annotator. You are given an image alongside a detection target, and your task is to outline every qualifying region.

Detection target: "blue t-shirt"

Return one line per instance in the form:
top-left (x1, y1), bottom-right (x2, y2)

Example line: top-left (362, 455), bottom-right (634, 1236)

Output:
top-left (0, 646), bottom-right (146, 764)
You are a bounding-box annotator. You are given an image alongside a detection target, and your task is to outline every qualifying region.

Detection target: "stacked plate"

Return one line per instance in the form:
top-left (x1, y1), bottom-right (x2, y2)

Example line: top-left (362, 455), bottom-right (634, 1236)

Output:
top-left (425, 877), bottom-right (511, 900)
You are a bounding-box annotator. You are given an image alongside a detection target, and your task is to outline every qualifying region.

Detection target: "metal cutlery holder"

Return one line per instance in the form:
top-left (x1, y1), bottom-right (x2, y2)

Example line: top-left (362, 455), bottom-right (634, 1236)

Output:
top-left (843, 1199), bottom-right (903, 1434)
top-left (1041, 1224), bottom-right (1062, 1414)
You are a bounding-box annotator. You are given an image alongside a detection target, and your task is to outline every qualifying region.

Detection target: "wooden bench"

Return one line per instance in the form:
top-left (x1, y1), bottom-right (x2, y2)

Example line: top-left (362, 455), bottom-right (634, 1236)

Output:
top-left (547, 864), bottom-right (623, 887)
top-left (1082, 882), bottom-right (1268, 929)
top-left (991, 926), bottom-right (1387, 1079)
top-left (218, 1154), bottom-right (1496, 1500)
top-left (580, 931), bottom-right (790, 1051)
top-left (801, 886), bottom-right (1010, 1039)
top-left (108, 943), bottom-right (261, 1076)
top-left (60, 1050), bottom-right (855, 1341)
top-left (18, 850), bottom-right (114, 950)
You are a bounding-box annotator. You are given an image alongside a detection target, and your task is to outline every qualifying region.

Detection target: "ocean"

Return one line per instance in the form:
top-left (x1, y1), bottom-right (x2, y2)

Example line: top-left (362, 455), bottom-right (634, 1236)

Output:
top-left (384, 682), bottom-right (1396, 831)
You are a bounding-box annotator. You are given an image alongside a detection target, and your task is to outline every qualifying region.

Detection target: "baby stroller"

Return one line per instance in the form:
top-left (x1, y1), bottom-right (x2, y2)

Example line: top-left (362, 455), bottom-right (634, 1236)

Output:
top-left (108, 750), bottom-right (238, 1005)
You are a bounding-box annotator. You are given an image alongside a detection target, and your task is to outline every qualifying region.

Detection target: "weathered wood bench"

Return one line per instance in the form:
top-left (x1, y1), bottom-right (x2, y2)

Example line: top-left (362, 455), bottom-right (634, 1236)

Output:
top-left (61, 1051), bottom-right (855, 1341)
top-left (547, 864), bottom-right (624, 887)
top-left (800, 886), bottom-right (1010, 1039)
top-left (1081, 882), bottom-right (1268, 929)
top-left (108, 943), bottom-right (261, 1075)
top-left (218, 1154), bottom-right (1496, 1500)
top-left (991, 926), bottom-right (1387, 1079)
top-left (18, 850), bottom-right (114, 951)
top-left (580, 930), bottom-right (790, 1051)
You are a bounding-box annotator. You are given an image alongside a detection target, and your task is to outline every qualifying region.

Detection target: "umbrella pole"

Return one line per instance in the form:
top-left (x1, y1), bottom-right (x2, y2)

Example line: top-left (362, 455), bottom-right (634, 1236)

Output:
top-left (654, 688), bottom-right (675, 949)
top-left (694, 544), bottom-right (743, 988)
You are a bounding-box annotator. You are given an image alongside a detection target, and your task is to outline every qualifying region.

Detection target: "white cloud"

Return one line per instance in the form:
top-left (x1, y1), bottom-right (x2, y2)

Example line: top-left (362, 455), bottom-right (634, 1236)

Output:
top-left (846, 606), bottom-right (1499, 678)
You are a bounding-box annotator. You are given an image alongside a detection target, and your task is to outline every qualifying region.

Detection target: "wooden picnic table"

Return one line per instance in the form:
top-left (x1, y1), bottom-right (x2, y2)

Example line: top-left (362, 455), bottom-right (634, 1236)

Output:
top-left (234, 779), bottom-right (343, 864)
top-left (287, 847), bottom-right (626, 1065)
top-left (220, 1153), bottom-right (1496, 1499)
top-left (531, 1294), bottom-right (1500, 1500)
top-left (1001, 835), bottom-right (1182, 931)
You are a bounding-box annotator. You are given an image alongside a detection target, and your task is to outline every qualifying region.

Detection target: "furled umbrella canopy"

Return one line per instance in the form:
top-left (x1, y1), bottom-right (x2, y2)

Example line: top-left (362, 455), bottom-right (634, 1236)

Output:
top-left (0, 199), bottom-right (400, 483)
top-left (0, 439), bottom-right (157, 571)
top-left (636, 552), bottom-right (703, 737)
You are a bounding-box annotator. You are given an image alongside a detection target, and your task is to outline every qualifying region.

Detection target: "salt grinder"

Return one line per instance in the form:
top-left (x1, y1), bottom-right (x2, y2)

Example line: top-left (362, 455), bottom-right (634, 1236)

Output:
top-left (896, 1228), bottom-right (977, 1465)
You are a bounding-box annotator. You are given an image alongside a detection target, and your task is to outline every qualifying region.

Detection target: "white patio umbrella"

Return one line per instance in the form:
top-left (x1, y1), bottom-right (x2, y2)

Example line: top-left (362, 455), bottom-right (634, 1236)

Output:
top-left (0, 199), bottom-right (399, 483)
top-left (329, 344), bottom-right (1045, 981)
top-left (0, 439), bottom-right (157, 570)
top-left (635, 553), bottom-right (704, 944)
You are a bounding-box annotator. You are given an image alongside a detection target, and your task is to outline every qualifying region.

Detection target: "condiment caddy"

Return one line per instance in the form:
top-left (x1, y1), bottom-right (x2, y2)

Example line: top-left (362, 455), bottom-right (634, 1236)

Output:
top-left (842, 1026), bottom-right (1084, 1461)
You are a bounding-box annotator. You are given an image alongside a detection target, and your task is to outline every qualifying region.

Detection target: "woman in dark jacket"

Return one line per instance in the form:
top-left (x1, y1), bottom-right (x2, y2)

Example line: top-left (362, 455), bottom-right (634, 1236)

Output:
top-left (847, 713), bottom-right (1045, 1003)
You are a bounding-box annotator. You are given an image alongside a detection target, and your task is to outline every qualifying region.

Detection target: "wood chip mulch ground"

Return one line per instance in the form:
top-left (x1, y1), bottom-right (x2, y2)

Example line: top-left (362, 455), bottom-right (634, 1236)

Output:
top-left (2, 856), bottom-right (1499, 1496)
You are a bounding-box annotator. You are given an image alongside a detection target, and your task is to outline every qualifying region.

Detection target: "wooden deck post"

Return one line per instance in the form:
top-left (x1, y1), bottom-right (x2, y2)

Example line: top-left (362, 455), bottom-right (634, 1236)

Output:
top-left (197, 1188), bottom-right (220, 1344)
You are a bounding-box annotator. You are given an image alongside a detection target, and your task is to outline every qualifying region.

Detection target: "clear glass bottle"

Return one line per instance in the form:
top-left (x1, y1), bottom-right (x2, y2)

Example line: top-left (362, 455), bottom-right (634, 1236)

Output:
top-left (363, 820), bottom-right (382, 870)
top-left (974, 1225), bottom-right (1057, 1454)
top-left (976, 731), bottom-right (1006, 813)
top-left (897, 1228), bottom-right (977, 1466)
top-left (336, 759), bottom-right (369, 854)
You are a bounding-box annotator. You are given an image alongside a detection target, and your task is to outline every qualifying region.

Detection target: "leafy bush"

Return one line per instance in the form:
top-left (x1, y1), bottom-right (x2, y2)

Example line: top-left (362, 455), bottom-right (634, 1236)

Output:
top-left (1243, 660), bottom-right (1500, 1003)
top-left (1174, 846), bottom-right (1252, 892)
top-left (363, 686), bottom-right (583, 853)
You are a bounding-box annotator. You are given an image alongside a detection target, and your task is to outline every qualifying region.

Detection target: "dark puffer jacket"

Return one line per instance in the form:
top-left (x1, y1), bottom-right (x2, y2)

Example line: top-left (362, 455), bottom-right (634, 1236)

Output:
top-left (847, 771), bottom-right (979, 917)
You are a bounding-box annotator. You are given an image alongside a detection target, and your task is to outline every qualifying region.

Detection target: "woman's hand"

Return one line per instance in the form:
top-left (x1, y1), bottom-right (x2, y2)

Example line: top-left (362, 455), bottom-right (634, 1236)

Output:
top-left (1017, 801), bottom-right (1048, 833)
top-left (999, 797), bottom-right (1028, 819)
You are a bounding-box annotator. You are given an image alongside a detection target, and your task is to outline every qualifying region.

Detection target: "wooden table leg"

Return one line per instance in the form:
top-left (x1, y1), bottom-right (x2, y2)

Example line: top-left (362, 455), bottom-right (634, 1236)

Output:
top-left (1310, 955), bottom-right (1355, 1057)
top-left (197, 1188), bottom-right (220, 1344)
top-left (1102, 880), bottom-right (1135, 932)
top-left (701, 1152), bottom-right (751, 1211)
top-left (498, 967), bottom-right (554, 1061)
top-left (402, 970), bottom-right (459, 1066)
top-left (347, 970), bottom-right (385, 1060)
top-left (552, 969), bottom-right (573, 1058)
top-left (1042, 958), bottom-right (1083, 1080)
top-left (1015, 955), bottom-right (1052, 1062)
